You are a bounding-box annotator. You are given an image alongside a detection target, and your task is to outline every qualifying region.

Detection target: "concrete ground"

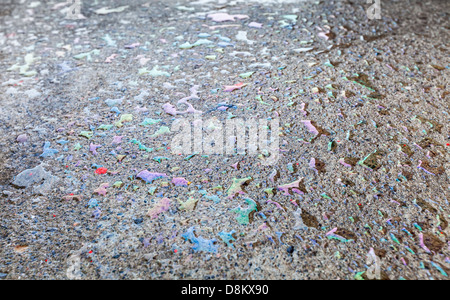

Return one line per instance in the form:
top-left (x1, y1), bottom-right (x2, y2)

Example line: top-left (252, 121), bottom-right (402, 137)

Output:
top-left (0, 0), bottom-right (449, 280)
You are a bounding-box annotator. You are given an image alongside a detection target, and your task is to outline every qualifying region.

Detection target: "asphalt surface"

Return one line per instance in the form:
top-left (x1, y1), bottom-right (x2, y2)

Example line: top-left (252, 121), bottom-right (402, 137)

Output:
top-left (0, 0), bottom-right (449, 280)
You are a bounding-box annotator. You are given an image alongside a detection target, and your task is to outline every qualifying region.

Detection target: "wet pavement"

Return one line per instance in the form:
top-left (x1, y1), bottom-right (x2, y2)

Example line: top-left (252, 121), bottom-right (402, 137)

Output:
top-left (0, 0), bottom-right (449, 279)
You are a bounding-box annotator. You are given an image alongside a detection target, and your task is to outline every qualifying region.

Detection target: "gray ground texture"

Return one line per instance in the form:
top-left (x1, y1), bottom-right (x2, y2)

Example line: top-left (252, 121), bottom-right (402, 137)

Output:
top-left (0, 0), bottom-right (449, 280)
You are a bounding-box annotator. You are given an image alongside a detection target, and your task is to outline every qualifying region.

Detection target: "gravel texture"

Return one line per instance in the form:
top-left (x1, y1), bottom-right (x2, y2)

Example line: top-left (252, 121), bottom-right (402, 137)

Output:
top-left (0, 0), bottom-right (449, 280)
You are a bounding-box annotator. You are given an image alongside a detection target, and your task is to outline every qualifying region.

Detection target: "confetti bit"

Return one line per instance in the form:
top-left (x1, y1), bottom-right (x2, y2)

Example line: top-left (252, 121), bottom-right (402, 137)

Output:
top-left (301, 120), bottom-right (318, 136)
top-left (299, 103), bottom-right (308, 116)
top-left (219, 230), bottom-right (236, 249)
top-left (339, 157), bottom-right (358, 168)
top-left (207, 12), bottom-right (249, 22)
top-left (94, 167), bottom-right (108, 175)
top-left (292, 47), bottom-right (314, 53)
top-left (345, 74), bottom-right (376, 92)
top-left (232, 198), bottom-right (258, 225)
top-left (326, 228), bottom-right (353, 243)
top-left (267, 199), bottom-right (284, 210)
top-left (300, 120), bottom-right (329, 142)
top-left (224, 82), bottom-right (247, 92)
top-left (113, 181), bottom-right (124, 188)
top-left (8, 53), bottom-right (39, 76)
top-left (112, 136), bottom-right (123, 145)
top-left (390, 233), bottom-right (401, 245)
top-left (89, 143), bottom-right (101, 156)
top-left (148, 186), bottom-right (157, 195)
top-left (202, 193), bottom-right (221, 203)
top-left (97, 124), bottom-right (113, 130)
top-left (358, 150), bottom-right (381, 170)
top-left (277, 178), bottom-right (306, 196)
top-left (321, 193), bottom-right (332, 200)
top-left (328, 140), bottom-right (337, 152)
top-left (287, 163), bottom-right (295, 173)
top-left (140, 118), bottom-right (162, 126)
top-left (178, 197), bottom-right (199, 211)
top-left (153, 156), bottom-right (170, 163)
top-left (136, 170), bottom-right (167, 184)
top-left (115, 114), bottom-right (133, 128)
top-left (163, 101), bottom-right (201, 116)
top-left (130, 139), bottom-right (153, 152)
top-left (230, 161), bottom-right (240, 170)
top-left (419, 233), bottom-right (432, 253)
top-left (182, 227), bottom-right (219, 253)
top-left (94, 183), bottom-right (109, 196)
top-left (324, 60), bottom-right (335, 68)
top-left (150, 126), bottom-right (171, 138)
top-left (73, 49), bottom-right (100, 61)
top-left (318, 30), bottom-right (335, 40)
top-left (147, 197), bottom-right (171, 219)
top-left (269, 169), bottom-right (279, 183)
top-left (255, 95), bottom-right (270, 105)
top-left (94, 5), bottom-right (128, 15)
top-left (430, 262), bottom-right (448, 277)
top-left (73, 143), bottom-right (82, 151)
top-left (405, 245), bottom-right (416, 255)
top-left (309, 158), bottom-right (326, 173)
top-left (88, 198), bottom-right (98, 208)
top-left (239, 72), bottom-right (254, 79)
top-left (414, 223), bottom-right (423, 231)
top-left (292, 209), bottom-right (307, 231)
top-left (105, 54), bottom-right (118, 63)
top-left (138, 65), bottom-right (170, 77)
top-left (417, 160), bottom-right (444, 176)
top-left (79, 131), bottom-right (93, 139)
top-left (226, 177), bottom-right (252, 199)
top-left (183, 154), bottom-right (197, 161)
top-left (40, 141), bottom-right (59, 158)
top-left (264, 188), bottom-right (274, 197)
top-left (172, 177), bottom-right (189, 187)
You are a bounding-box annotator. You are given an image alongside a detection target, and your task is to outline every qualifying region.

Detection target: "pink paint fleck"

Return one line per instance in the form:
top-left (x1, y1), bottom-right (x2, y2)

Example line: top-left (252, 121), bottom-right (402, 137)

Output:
top-left (147, 197), bottom-right (171, 219)
top-left (224, 82), bottom-right (247, 92)
top-left (112, 136), bottom-right (123, 145)
top-left (248, 22), bottom-right (263, 28)
top-left (89, 143), bottom-right (102, 155)
top-left (172, 177), bottom-right (189, 187)
top-left (207, 13), bottom-right (249, 22)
